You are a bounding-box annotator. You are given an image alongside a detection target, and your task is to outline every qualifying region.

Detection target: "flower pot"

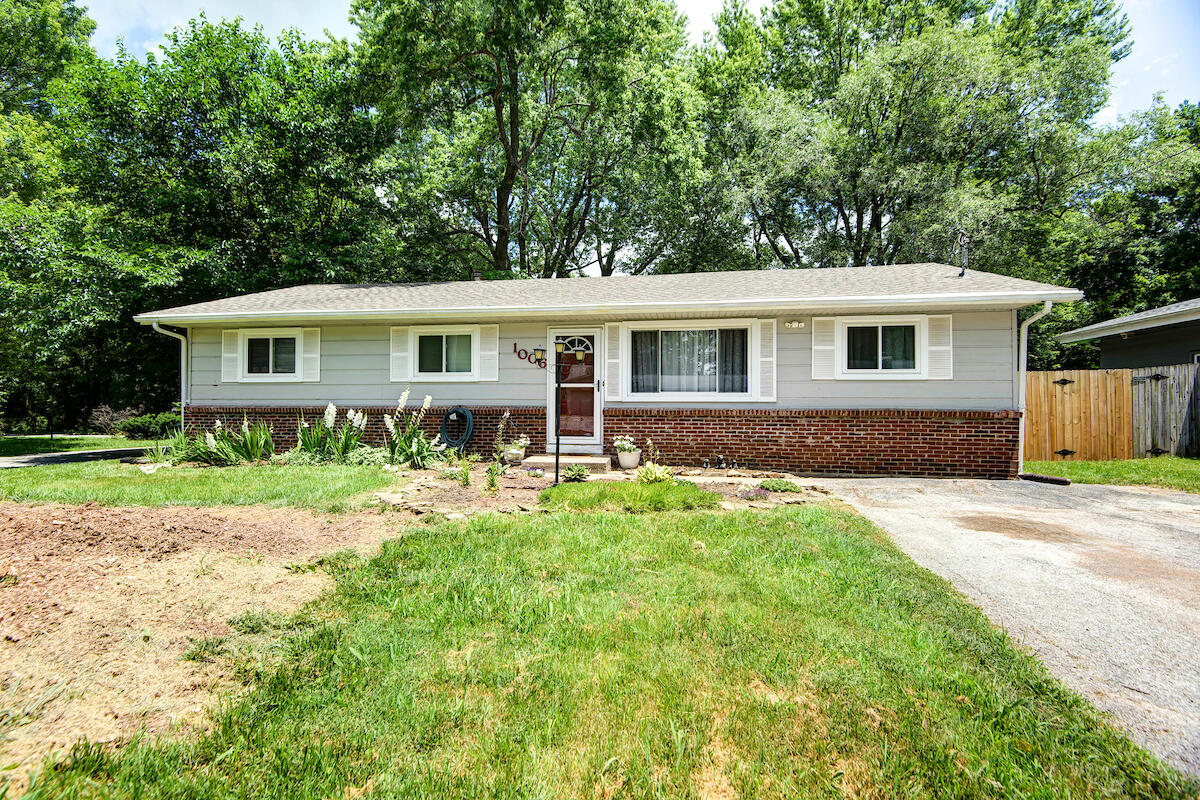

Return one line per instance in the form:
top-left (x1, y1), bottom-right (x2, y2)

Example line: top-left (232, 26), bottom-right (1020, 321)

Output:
top-left (502, 447), bottom-right (526, 464)
top-left (617, 449), bottom-right (641, 470)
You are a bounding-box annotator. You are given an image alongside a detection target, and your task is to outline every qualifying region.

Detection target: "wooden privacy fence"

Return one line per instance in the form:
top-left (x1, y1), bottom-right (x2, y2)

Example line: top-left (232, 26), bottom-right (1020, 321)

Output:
top-left (1024, 362), bottom-right (1199, 461)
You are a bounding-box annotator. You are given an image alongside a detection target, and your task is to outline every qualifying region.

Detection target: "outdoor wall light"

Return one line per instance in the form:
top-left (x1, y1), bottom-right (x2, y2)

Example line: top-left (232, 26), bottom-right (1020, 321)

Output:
top-left (575, 349), bottom-right (585, 361)
top-left (533, 347), bottom-right (546, 361)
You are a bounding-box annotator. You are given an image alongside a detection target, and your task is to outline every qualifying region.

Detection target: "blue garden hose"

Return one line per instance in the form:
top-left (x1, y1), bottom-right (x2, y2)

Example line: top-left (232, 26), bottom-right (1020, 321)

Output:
top-left (439, 406), bottom-right (474, 452)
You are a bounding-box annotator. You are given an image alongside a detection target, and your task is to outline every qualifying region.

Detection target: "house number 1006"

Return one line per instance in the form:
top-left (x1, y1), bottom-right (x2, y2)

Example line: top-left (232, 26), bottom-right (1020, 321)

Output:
top-left (513, 342), bottom-right (547, 368)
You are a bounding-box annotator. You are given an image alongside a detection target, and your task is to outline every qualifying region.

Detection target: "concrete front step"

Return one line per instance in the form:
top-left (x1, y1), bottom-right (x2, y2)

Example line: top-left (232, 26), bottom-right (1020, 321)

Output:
top-left (519, 454), bottom-right (612, 474)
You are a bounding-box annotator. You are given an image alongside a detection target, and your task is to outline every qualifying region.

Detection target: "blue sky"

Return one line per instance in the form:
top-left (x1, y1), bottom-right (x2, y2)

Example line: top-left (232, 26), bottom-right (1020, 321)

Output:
top-left (85, 0), bottom-right (1199, 123)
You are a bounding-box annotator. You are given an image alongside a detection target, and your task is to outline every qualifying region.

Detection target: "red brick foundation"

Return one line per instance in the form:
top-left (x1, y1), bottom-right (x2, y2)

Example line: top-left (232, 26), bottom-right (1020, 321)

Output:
top-left (184, 405), bottom-right (1019, 479)
top-left (601, 408), bottom-right (1021, 479)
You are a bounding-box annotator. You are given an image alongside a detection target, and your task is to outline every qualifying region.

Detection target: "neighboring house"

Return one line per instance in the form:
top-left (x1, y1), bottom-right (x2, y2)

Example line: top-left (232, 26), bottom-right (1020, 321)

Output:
top-left (1058, 298), bottom-right (1200, 368)
top-left (136, 263), bottom-right (1080, 478)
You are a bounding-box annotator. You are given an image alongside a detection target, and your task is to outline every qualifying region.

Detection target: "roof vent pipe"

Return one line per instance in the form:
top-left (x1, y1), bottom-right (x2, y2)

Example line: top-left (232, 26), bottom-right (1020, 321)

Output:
top-left (956, 230), bottom-right (969, 277)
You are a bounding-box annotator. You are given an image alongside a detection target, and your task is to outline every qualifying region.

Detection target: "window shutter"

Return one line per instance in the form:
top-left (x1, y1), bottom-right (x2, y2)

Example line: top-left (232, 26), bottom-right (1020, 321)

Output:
top-left (927, 315), bottom-right (953, 379)
top-left (221, 330), bottom-right (239, 382)
top-left (479, 324), bottom-right (499, 380)
top-left (390, 327), bottom-right (409, 382)
top-left (811, 318), bottom-right (835, 380)
top-left (757, 319), bottom-right (776, 401)
top-left (301, 328), bottom-right (320, 382)
top-left (604, 323), bottom-right (622, 401)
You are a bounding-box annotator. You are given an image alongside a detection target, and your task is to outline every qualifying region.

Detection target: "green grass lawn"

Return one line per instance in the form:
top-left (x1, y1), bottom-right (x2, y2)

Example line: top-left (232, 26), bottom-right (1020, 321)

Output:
top-left (0, 461), bottom-right (398, 511)
top-left (0, 435), bottom-right (155, 457)
top-left (1026, 456), bottom-right (1200, 493)
top-left (540, 479), bottom-right (721, 512)
top-left (30, 506), bottom-right (1195, 799)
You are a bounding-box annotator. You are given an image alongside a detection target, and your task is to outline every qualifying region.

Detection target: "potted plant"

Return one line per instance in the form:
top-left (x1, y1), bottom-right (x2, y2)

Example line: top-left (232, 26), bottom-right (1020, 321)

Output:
top-left (502, 434), bottom-right (530, 463)
top-left (613, 435), bottom-right (641, 469)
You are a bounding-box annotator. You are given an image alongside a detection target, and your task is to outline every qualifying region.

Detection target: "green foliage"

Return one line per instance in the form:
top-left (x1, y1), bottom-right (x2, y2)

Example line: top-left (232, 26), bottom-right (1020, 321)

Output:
top-left (0, 0), bottom-right (94, 114)
top-left (113, 412), bottom-right (181, 439)
top-left (296, 404), bottom-right (371, 464)
top-left (0, 435), bottom-right (156, 457)
top-left (758, 478), bottom-right (802, 492)
top-left (483, 459), bottom-right (503, 495)
top-left (539, 480), bottom-right (720, 512)
top-left (382, 391), bottom-right (444, 468)
top-left (561, 464), bottom-right (591, 483)
top-left (29, 508), bottom-right (1198, 797)
top-left (634, 461), bottom-right (674, 484)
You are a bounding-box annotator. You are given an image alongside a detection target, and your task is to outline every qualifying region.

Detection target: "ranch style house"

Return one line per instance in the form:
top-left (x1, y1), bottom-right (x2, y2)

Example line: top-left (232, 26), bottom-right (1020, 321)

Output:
top-left (136, 263), bottom-right (1082, 478)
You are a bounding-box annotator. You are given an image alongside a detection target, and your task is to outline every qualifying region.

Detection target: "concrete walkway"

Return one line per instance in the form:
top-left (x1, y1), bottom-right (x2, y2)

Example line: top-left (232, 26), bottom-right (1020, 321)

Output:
top-left (811, 477), bottom-right (1200, 776)
top-left (0, 447), bottom-right (146, 469)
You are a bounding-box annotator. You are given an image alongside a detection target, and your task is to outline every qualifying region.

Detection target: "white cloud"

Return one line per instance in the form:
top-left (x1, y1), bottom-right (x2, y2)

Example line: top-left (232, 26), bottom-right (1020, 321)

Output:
top-left (87, 0), bottom-right (359, 56)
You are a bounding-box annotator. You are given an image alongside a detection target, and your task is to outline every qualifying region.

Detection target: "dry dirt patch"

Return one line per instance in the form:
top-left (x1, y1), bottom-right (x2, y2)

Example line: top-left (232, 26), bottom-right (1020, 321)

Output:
top-left (0, 501), bottom-right (397, 789)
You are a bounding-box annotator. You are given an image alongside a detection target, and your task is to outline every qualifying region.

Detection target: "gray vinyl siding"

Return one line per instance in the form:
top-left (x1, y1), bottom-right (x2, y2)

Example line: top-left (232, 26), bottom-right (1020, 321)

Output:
top-left (187, 310), bottom-right (1017, 411)
top-left (1096, 320), bottom-right (1200, 368)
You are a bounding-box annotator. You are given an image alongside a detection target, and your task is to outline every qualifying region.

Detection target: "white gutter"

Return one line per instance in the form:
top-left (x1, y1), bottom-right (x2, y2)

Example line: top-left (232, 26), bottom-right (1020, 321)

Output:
top-left (152, 323), bottom-right (188, 430)
top-left (135, 289), bottom-right (1083, 326)
top-left (1017, 301), bottom-right (1053, 472)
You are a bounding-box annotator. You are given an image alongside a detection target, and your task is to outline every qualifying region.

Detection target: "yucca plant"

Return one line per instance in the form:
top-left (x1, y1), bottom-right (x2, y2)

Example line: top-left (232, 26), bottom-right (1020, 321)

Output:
top-left (226, 418), bottom-right (275, 462)
top-left (382, 389), bottom-right (445, 468)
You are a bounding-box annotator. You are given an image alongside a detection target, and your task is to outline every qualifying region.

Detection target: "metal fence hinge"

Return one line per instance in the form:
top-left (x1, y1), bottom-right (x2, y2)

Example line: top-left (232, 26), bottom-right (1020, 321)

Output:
top-left (1148, 447), bottom-right (1169, 456)
top-left (1054, 449), bottom-right (1076, 456)
top-left (1052, 378), bottom-right (1074, 386)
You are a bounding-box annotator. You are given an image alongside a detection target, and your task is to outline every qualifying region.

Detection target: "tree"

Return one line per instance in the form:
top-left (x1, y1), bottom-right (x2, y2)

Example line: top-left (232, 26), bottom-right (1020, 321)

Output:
top-left (0, 0), bottom-right (93, 114)
top-left (354, 0), bottom-right (694, 277)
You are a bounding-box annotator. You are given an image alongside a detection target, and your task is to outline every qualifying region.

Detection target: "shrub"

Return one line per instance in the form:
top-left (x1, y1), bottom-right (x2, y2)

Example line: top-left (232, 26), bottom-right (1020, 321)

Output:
top-left (89, 405), bottom-right (142, 435)
top-left (758, 478), bottom-right (802, 493)
top-left (115, 412), bottom-right (181, 439)
top-left (562, 464), bottom-right (590, 483)
top-left (383, 390), bottom-right (445, 468)
top-left (635, 462), bottom-right (674, 484)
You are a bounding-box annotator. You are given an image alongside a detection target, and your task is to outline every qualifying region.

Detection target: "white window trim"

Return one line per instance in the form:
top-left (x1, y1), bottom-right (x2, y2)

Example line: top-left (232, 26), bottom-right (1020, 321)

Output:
top-left (834, 315), bottom-right (928, 380)
top-left (408, 325), bottom-right (481, 382)
top-left (618, 318), bottom-right (761, 402)
top-left (238, 327), bottom-right (303, 382)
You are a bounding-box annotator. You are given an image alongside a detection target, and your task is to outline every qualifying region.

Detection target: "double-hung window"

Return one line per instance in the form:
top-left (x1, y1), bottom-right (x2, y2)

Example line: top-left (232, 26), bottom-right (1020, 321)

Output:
top-left (237, 328), bottom-right (306, 382)
top-left (417, 332), bottom-right (473, 375)
top-left (811, 315), bottom-right (952, 380)
top-left (629, 326), bottom-right (750, 396)
top-left (845, 323), bottom-right (917, 372)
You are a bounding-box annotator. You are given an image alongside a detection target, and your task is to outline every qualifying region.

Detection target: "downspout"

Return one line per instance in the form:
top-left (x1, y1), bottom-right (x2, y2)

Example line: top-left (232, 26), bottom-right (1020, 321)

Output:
top-left (152, 323), bottom-right (188, 430)
top-left (1017, 301), bottom-right (1053, 472)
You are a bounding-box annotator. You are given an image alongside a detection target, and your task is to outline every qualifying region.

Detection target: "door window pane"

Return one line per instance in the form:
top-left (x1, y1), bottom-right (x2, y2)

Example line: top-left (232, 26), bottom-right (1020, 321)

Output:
top-left (661, 329), bottom-right (717, 392)
top-left (631, 330), bottom-right (659, 393)
top-left (846, 327), bottom-right (878, 370)
top-left (272, 337), bottom-right (296, 374)
top-left (418, 335), bottom-right (443, 373)
top-left (558, 386), bottom-right (595, 436)
top-left (247, 338), bottom-right (270, 374)
top-left (718, 329), bottom-right (748, 393)
top-left (445, 334), bottom-right (472, 372)
top-left (881, 325), bottom-right (915, 370)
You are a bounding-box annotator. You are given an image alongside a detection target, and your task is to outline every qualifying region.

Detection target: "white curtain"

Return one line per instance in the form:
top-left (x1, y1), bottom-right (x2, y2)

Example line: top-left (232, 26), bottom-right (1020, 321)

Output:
top-left (661, 330), bottom-right (717, 392)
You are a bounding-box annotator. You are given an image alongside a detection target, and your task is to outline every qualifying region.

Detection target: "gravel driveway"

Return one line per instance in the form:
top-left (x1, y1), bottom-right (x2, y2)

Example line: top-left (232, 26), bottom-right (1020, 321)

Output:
top-left (811, 477), bottom-right (1200, 776)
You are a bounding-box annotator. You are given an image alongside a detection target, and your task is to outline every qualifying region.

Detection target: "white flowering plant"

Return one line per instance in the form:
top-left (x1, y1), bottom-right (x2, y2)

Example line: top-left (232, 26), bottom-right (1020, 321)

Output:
top-left (295, 402), bottom-right (370, 464)
top-left (612, 435), bottom-right (639, 453)
top-left (381, 388), bottom-right (445, 468)
top-left (189, 415), bottom-right (274, 465)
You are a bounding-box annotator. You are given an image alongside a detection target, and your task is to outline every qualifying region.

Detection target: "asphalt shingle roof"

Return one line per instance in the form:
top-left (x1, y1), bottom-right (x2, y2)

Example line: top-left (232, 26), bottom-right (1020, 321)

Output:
top-left (136, 263), bottom-right (1081, 324)
top-left (1059, 297), bottom-right (1200, 342)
